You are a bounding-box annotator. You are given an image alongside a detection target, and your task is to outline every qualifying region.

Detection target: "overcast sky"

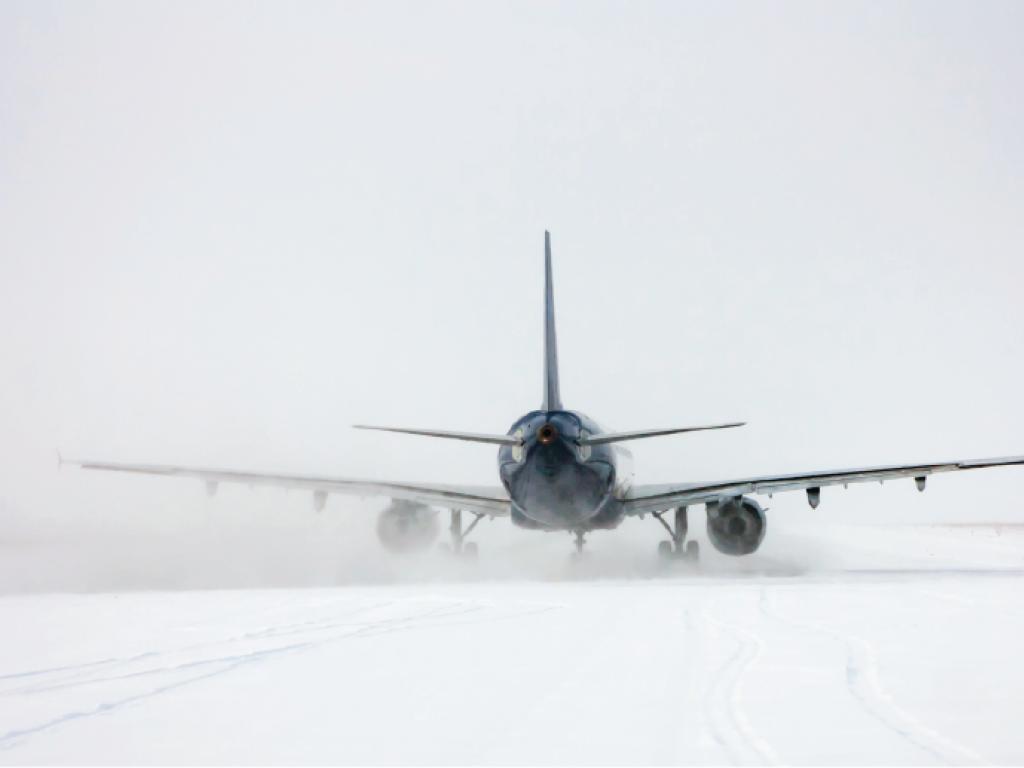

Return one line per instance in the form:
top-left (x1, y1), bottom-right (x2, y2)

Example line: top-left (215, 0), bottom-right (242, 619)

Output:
top-left (1, 1), bottom-right (1022, 588)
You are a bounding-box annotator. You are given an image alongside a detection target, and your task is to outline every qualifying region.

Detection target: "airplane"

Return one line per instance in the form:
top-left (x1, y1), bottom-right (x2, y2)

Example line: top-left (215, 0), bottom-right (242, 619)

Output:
top-left (68, 232), bottom-right (1024, 561)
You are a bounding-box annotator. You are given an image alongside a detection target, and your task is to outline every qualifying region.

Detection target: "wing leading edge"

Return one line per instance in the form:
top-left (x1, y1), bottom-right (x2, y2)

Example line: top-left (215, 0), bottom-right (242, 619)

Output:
top-left (69, 458), bottom-right (510, 516)
top-left (623, 454), bottom-right (1024, 516)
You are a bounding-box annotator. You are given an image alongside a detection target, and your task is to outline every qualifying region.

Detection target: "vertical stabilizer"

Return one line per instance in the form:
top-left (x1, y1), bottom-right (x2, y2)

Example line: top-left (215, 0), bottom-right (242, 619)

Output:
top-left (542, 231), bottom-right (562, 411)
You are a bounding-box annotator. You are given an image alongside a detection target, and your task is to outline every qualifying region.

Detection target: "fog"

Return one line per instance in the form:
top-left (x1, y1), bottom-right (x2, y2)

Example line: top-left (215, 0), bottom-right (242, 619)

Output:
top-left (1, 1), bottom-right (1023, 592)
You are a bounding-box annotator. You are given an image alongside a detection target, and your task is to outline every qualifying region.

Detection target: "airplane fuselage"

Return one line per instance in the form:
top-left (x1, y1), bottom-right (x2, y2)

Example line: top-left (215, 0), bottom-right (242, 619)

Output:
top-left (498, 410), bottom-right (634, 531)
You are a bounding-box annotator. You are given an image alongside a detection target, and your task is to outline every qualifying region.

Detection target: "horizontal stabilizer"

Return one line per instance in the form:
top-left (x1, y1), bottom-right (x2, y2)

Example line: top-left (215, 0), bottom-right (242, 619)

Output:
top-left (579, 422), bottom-right (745, 446)
top-left (353, 425), bottom-right (522, 446)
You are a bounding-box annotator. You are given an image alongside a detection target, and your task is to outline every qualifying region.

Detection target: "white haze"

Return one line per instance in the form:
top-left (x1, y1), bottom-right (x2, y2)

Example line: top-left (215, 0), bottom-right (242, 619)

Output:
top-left (1, 1), bottom-right (1023, 592)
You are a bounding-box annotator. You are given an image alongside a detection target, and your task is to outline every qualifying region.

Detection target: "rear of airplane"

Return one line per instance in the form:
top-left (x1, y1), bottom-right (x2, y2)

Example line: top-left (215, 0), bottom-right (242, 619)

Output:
top-left (353, 233), bottom-right (743, 445)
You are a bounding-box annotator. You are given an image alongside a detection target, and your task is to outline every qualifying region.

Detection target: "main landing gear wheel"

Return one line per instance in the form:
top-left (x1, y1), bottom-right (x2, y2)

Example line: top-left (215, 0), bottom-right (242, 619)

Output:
top-left (657, 540), bottom-right (698, 561)
top-left (437, 541), bottom-right (479, 559)
top-left (440, 509), bottom-right (483, 558)
top-left (653, 507), bottom-right (700, 563)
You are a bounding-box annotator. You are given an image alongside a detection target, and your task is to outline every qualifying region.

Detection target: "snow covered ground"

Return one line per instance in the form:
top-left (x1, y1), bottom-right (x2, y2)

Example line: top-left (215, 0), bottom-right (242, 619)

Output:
top-left (2, 524), bottom-right (1023, 765)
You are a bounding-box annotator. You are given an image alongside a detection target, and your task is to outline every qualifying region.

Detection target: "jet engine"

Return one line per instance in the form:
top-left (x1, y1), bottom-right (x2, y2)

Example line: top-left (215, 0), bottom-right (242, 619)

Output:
top-left (706, 496), bottom-right (766, 556)
top-left (376, 501), bottom-right (440, 552)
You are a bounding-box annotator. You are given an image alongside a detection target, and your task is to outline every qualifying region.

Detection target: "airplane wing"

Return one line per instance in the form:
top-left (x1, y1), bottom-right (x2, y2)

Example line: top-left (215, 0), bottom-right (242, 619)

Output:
top-left (67, 458), bottom-right (510, 516)
top-left (623, 454), bottom-right (1024, 516)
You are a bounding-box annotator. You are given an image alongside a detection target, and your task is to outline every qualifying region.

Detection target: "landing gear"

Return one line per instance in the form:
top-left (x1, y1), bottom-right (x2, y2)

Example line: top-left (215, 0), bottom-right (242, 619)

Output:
top-left (567, 530), bottom-right (592, 563)
top-left (653, 507), bottom-right (699, 562)
top-left (440, 509), bottom-right (483, 557)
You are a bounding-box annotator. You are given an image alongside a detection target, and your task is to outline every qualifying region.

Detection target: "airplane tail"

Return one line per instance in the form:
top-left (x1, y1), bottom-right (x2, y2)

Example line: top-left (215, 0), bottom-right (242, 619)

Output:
top-left (542, 231), bottom-right (562, 411)
top-left (353, 231), bottom-right (747, 447)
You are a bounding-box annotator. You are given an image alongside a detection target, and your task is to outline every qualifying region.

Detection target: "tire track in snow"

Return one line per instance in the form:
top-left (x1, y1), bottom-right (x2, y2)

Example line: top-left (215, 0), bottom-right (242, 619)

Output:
top-left (699, 607), bottom-right (781, 766)
top-left (15, 598), bottom-right (560, 699)
top-left (0, 600), bottom-right (395, 696)
top-left (0, 598), bottom-right (513, 750)
top-left (0, 600), bottom-right (392, 688)
top-left (759, 587), bottom-right (985, 765)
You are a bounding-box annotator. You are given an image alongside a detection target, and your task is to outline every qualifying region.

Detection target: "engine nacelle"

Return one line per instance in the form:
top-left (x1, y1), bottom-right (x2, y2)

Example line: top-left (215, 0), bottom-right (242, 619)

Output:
top-left (706, 495), bottom-right (766, 556)
top-left (376, 501), bottom-right (440, 553)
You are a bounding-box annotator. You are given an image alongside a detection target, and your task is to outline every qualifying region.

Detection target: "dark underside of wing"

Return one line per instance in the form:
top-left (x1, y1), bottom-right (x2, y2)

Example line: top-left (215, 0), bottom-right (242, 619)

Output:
top-left (71, 459), bottom-right (511, 516)
top-left (623, 455), bottom-right (1024, 516)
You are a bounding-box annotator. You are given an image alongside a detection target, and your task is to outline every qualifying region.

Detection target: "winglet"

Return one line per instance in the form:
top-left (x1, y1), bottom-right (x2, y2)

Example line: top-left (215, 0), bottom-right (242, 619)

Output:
top-left (542, 231), bottom-right (562, 411)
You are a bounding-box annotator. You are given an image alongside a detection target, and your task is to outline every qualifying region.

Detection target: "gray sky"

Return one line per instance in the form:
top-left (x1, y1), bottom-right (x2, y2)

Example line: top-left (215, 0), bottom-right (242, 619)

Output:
top-left (1, 1), bottom-right (1022, 588)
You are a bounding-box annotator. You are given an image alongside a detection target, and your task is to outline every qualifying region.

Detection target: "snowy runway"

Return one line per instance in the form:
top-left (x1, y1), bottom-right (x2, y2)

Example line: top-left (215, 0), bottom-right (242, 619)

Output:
top-left (2, 528), bottom-right (1023, 764)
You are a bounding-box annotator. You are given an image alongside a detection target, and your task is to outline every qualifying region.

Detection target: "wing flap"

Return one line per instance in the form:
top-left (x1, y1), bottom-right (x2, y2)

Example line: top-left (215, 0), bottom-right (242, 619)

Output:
top-left (624, 454), bottom-right (1024, 515)
top-left (71, 459), bottom-right (510, 516)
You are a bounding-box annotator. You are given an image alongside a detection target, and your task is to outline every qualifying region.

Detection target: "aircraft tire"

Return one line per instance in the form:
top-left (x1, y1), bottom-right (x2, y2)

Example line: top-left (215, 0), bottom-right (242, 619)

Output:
top-left (685, 540), bottom-right (700, 560)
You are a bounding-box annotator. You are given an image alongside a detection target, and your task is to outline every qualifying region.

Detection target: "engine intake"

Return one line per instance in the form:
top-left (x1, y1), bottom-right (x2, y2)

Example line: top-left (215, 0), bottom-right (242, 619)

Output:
top-left (706, 495), bottom-right (766, 556)
top-left (376, 501), bottom-right (439, 552)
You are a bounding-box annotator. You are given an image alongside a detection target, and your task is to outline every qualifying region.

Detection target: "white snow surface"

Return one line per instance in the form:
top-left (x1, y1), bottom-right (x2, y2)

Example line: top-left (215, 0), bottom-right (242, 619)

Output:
top-left (2, 524), bottom-right (1023, 765)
